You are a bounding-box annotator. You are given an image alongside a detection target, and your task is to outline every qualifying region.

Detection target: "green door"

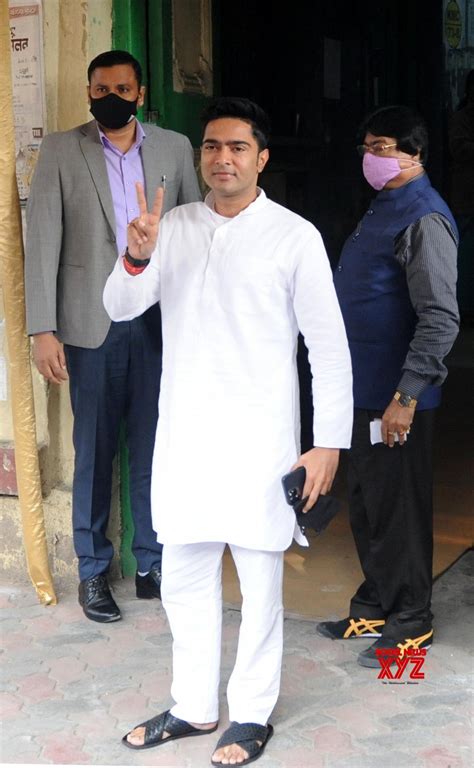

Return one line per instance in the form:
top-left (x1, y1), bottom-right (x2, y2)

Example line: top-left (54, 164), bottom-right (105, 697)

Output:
top-left (112, 0), bottom-right (218, 574)
top-left (113, 0), bottom-right (217, 140)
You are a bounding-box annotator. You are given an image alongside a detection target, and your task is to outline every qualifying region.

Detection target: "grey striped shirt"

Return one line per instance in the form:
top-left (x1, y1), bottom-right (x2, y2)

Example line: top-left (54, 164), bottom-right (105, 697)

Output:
top-left (394, 213), bottom-right (459, 399)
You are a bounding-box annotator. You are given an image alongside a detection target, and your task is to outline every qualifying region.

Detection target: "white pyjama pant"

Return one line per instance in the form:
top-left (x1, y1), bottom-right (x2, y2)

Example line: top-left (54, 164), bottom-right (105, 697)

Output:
top-left (161, 542), bottom-right (284, 725)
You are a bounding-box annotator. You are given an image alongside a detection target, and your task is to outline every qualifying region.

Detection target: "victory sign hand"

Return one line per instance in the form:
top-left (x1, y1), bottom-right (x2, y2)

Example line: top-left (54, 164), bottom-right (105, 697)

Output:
top-left (127, 182), bottom-right (164, 260)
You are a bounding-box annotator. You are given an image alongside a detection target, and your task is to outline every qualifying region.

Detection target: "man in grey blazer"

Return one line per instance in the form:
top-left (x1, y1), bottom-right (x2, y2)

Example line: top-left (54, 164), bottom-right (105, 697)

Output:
top-left (25, 50), bottom-right (201, 622)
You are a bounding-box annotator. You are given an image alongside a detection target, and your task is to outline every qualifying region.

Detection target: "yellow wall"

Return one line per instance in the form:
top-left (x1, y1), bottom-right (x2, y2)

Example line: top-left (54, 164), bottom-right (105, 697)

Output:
top-left (0, 0), bottom-right (114, 582)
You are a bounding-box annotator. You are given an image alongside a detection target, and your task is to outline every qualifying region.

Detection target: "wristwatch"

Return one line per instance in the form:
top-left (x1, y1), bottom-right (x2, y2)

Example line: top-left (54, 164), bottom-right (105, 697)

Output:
top-left (394, 390), bottom-right (418, 409)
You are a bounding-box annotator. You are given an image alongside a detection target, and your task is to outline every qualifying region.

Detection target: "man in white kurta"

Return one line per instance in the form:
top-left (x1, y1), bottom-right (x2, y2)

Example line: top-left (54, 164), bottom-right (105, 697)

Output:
top-left (103, 98), bottom-right (352, 765)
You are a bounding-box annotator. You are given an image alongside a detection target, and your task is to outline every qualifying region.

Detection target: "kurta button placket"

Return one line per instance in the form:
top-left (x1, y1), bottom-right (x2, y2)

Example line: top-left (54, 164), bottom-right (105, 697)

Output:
top-left (203, 222), bottom-right (227, 284)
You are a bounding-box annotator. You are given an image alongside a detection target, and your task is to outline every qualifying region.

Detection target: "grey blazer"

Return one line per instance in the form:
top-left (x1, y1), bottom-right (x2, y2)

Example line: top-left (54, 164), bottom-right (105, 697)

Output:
top-left (25, 120), bottom-right (201, 348)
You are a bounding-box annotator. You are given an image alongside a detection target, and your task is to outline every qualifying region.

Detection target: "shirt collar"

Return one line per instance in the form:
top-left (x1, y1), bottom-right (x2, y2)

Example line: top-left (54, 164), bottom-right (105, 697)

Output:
top-left (97, 119), bottom-right (146, 152)
top-left (204, 187), bottom-right (268, 218)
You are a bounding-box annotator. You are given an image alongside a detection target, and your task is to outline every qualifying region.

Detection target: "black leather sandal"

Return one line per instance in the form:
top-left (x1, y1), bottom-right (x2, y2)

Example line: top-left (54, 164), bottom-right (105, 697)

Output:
top-left (211, 722), bottom-right (274, 766)
top-left (122, 709), bottom-right (218, 751)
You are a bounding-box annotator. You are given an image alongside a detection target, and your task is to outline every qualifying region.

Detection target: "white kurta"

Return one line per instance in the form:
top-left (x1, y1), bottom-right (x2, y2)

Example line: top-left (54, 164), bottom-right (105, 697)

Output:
top-left (104, 190), bottom-right (353, 550)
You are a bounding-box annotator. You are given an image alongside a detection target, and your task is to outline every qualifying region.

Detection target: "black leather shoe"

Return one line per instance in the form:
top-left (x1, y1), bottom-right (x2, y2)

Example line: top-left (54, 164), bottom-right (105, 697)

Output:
top-left (78, 574), bottom-right (121, 623)
top-left (136, 567), bottom-right (162, 599)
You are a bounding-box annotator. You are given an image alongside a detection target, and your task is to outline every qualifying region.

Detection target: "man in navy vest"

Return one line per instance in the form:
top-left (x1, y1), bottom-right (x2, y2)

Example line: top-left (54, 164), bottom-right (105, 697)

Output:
top-left (317, 106), bottom-right (459, 667)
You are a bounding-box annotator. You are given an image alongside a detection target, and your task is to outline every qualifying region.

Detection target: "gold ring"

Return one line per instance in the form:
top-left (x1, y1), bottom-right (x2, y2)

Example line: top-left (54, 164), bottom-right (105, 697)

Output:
top-left (388, 431), bottom-right (395, 435)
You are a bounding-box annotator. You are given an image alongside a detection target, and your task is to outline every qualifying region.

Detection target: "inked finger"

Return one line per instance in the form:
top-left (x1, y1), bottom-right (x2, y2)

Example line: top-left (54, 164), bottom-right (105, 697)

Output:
top-left (135, 182), bottom-right (148, 217)
top-left (151, 186), bottom-right (164, 218)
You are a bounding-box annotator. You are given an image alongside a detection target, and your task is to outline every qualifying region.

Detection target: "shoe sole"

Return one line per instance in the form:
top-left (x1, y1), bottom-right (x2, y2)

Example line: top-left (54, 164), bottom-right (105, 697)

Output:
top-left (122, 722), bottom-right (218, 751)
top-left (81, 608), bottom-right (122, 623)
top-left (316, 625), bottom-right (382, 640)
top-left (136, 590), bottom-right (161, 600)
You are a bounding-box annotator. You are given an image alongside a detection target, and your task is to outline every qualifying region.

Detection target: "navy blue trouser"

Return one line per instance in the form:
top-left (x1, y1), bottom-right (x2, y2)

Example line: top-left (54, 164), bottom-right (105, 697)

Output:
top-left (65, 306), bottom-right (163, 580)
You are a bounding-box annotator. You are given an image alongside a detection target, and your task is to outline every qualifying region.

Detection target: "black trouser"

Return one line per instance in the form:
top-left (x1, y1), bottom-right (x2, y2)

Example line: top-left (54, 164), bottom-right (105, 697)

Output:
top-left (347, 408), bottom-right (435, 639)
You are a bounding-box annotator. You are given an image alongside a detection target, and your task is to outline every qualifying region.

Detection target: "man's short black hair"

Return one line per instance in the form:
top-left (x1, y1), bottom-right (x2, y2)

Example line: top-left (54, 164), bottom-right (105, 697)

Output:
top-left (88, 50), bottom-right (143, 88)
top-left (201, 97), bottom-right (271, 151)
top-left (358, 105), bottom-right (428, 164)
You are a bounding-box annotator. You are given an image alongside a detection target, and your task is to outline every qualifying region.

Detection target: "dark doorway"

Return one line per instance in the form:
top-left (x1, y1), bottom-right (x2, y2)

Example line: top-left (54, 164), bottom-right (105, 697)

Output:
top-left (217, 0), bottom-right (446, 451)
top-left (218, 0), bottom-right (445, 264)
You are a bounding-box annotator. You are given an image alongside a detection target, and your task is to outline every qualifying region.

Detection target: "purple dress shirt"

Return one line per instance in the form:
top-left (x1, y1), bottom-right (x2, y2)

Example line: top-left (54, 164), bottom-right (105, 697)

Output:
top-left (98, 120), bottom-right (146, 255)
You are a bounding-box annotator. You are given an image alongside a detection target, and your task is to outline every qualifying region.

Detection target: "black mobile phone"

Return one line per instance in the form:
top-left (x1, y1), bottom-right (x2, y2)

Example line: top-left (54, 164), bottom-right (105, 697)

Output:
top-left (281, 466), bottom-right (306, 506)
top-left (282, 465), bottom-right (340, 536)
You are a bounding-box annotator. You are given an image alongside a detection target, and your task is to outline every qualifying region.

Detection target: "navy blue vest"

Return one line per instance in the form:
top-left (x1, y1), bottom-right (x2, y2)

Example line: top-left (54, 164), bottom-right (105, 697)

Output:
top-left (334, 174), bottom-right (457, 411)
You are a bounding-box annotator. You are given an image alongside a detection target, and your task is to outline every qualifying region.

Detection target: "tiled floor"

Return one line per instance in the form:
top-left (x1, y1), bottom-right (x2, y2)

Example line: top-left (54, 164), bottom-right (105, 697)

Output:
top-left (1, 331), bottom-right (472, 767)
top-left (1, 550), bottom-right (472, 767)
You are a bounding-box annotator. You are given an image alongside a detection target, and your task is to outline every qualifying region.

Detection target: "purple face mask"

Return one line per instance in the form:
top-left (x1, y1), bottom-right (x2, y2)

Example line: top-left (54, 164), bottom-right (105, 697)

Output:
top-left (362, 152), bottom-right (406, 190)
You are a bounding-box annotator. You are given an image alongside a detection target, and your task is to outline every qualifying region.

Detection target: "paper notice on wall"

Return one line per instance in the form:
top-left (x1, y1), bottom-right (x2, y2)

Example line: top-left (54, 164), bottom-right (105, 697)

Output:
top-left (9, 0), bottom-right (46, 201)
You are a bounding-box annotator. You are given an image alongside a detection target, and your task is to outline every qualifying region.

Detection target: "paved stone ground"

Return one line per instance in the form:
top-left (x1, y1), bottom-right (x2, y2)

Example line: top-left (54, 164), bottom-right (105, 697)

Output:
top-left (1, 550), bottom-right (472, 768)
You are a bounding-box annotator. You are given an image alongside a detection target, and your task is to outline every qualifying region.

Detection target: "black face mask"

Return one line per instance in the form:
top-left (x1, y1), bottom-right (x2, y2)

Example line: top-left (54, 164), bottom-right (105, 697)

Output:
top-left (89, 92), bottom-right (138, 129)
